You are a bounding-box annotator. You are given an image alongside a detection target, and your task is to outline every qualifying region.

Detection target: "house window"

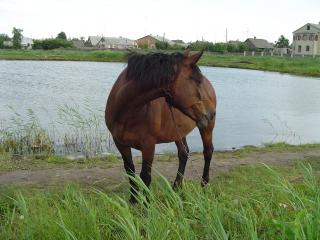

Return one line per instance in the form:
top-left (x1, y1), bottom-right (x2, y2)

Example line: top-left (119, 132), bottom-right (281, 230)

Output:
top-left (298, 35), bottom-right (301, 40)
top-left (316, 35), bottom-right (319, 41)
top-left (307, 25), bottom-right (310, 30)
top-left (306, 46), bottom-right (310, 51)
top-left (298, 45), bottom-right (301, 52)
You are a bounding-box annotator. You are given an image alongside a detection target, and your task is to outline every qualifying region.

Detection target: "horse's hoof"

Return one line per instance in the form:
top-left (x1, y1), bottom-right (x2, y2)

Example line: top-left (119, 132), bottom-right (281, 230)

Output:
top-left (201, 179), bottom-right (209, 187)
top-left (172, 181), bottom-right (183, 190)
top-left (129, 196), bottom-right (138, 205)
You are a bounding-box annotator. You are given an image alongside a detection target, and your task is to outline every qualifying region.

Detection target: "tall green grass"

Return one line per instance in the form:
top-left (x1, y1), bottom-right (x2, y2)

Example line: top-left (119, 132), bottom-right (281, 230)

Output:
top-left (0, 163), bottom-right (319, 239)
top-left (0, 108), bottom-right (54, 155)
top-left (0, 103), bottom-right (115, 158)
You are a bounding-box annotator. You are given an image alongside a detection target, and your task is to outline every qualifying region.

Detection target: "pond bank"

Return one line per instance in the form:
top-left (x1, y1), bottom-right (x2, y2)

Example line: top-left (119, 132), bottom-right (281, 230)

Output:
top-left (1, 142), bottom-right (319, 186)
top-left (1, 49), bottom-right (320, 77)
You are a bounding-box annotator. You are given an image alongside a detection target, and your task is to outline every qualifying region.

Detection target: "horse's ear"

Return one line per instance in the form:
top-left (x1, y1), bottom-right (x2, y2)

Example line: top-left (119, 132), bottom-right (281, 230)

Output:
top-left (188, 50), bottom-right (204, 64)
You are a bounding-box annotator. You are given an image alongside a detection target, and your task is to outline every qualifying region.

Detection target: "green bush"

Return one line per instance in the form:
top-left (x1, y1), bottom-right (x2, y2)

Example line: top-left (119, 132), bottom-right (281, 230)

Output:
top-left (190, 41), bottom-right (248, 53)
top-left (33, 38), bottom-right (73, 50)
top-left (155, 41), bottom-right (169, 50)
top-left (0, 34), bottom-right (10, 49)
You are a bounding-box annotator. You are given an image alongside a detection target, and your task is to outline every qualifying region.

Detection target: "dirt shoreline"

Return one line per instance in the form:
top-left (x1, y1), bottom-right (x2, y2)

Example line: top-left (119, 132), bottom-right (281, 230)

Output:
top-left (1, 148), bottom-right (319, 186)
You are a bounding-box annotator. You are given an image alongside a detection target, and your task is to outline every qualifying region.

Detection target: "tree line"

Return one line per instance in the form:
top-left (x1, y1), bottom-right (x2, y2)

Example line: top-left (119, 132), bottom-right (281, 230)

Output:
top-left (155, 35), bottom-right (290, 53)
top-left (1, 27), bottom-right (290, 52)
top-left (0, 27), bottom-right (73, 49)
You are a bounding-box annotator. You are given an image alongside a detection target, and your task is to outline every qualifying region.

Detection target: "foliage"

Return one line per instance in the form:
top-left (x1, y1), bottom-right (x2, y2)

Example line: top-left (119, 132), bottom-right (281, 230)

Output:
top-left (155, 41), bottom-right (185, 50)
top-left (0, 103), bottom-right (115, 158)
top-left (56, 32), bottom-right (67, 40)
top-left (235, 42), bottom-right (249, 52)
top-left (0, 34), bottom-right (10, 49)
top-left (0, 108), bottom-right (54, 155)
top-left (275, 35), bottom-right (290, 48)
top-left (0, 163), bottom-right (319, 239)
top-left (138, 43), bottom-right (149, 49)
top-left (12, 27), bottom-right (23, 49)
top-left (189, 41), bottom-right (247, 53)
top-left (155, 41), bottom-right (169, 50)
top-left (33, 38), bottom-right (73, 50)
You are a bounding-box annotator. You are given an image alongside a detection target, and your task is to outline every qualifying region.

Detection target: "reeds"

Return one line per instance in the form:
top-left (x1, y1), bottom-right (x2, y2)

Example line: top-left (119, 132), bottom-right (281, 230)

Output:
top-left (0, 104), bottom-right (115, 158)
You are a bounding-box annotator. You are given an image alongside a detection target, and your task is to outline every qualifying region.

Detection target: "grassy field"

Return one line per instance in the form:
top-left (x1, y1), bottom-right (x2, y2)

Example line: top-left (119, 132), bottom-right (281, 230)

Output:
top-left (200, 53), bottom-right (320, 77)
top-left (0, 49), bottom-right (126, 62)
top-left (1, 49), bottom-right (320, 77)
top-left (0, 160), bottom-right (319, 239)
top-left (0, 143), bottom-right (320, 239)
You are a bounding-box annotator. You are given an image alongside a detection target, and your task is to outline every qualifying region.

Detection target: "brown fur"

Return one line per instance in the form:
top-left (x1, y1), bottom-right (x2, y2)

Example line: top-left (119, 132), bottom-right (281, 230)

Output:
top-left (105, 50), bottom-right (217, 203)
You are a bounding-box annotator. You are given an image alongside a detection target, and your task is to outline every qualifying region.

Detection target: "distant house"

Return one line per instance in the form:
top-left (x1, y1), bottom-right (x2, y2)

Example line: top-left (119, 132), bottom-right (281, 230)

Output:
top-left (72, 39), bottom-right (85, 49)
top-left (100, 37), bottom-right (137, 49)
top-left (292, 22), bottom-right (320, 56)
top-left (3, 40), bottom-right (13, 48)
top-left (86, 36), bottom-right (136, 49)
top-left (136, 35), bottom-right (174, 49)
top-left (273, 47), bottom-right (291, 55)
top-left (21, 37), bottom-right (33, 49)
top-left (86, 36), bottom-right (103, 47)
top-left (244, 37), bottom-right (273, 51)
top-left (172, 39), bottom-right (189, 48)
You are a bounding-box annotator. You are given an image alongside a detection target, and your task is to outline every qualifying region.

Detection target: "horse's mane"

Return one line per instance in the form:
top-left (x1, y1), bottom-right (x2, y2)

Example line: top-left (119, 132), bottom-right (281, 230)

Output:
top-left (126, 52), bottom-right (184, 91)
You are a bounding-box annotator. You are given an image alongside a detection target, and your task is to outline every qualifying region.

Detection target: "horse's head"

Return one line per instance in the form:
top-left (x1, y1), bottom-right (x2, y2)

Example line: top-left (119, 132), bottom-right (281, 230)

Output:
top-left (125, 51), bottom-right (216, 128)
top-left (169, 50), bottom-right (216, 128)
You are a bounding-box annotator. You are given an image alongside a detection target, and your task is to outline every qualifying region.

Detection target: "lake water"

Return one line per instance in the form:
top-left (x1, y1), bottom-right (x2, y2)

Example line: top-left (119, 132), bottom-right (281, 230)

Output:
top-left (1, 60), bottom-right (320, 153)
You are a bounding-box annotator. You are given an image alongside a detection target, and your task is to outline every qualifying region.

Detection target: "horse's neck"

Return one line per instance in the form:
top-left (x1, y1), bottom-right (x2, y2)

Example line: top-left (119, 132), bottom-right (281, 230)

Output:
top-left (108, 81), bottom-right (164, 124)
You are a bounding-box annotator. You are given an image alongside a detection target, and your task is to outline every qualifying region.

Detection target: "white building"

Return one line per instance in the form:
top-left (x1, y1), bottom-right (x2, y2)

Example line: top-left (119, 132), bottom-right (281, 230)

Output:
top-left (292, 23), bottom-right (320, 56)
top-left (87, 36), bottom-right (137, 49)
top-left (21, 37), bottom-right (33, 49)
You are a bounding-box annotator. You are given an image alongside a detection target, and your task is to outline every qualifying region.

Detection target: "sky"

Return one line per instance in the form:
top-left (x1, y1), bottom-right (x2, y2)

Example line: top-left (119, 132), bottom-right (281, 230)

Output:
top-left (1, 0), bottom-right (320, 43)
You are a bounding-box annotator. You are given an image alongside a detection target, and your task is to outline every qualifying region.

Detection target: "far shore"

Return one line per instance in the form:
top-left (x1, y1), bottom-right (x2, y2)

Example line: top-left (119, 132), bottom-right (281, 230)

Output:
top-left (1, 49), bottom-right (320, 77)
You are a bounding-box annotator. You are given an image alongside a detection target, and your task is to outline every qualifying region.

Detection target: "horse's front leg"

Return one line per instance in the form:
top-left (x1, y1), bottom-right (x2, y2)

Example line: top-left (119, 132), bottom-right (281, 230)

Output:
top-left (199, 120), bottom-right (215, 186)
top-left (173, 137), bottom-right (189, 189)
top-left (140, 140), bottom-right (156, 188)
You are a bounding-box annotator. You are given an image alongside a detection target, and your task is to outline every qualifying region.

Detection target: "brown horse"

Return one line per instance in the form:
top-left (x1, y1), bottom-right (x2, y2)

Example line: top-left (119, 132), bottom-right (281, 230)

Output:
top-left (105, 50), bottom-right (216, 202)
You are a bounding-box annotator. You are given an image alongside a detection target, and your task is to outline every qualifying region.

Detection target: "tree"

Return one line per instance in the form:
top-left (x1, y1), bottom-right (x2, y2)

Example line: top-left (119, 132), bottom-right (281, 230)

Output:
top-left (275, 35), bottom-right (289, 48)
top-left (0, 34), bottom-right (10, 49)
top-left (33, 38), bottom-right (73, 50)
top-left (56, 32), bottom-right (67, 40)
top-left (155, 41), bottom-right (169, 50)
top-left (12, 27), bottom-right (23, 49)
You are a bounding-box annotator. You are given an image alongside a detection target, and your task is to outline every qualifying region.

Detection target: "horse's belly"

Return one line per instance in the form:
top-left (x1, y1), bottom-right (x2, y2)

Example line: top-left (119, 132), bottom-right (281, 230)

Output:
top-left (109, 98), bottom-right (197, 147)
top-left (156, 107), bottom-right (196, 143)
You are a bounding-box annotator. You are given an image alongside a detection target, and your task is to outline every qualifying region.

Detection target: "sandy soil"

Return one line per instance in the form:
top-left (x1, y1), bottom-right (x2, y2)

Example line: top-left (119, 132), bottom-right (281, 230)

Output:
top-left (0, 149), bottom-right (319, 187)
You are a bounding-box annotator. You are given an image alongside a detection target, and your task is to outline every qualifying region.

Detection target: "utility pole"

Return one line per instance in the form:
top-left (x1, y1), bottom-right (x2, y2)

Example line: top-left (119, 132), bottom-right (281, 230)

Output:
top-left (226, 28), bottom-right (228, 43)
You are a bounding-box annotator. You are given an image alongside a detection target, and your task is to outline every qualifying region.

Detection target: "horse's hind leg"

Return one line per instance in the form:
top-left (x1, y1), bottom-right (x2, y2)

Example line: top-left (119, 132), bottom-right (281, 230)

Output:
top-left (199, 121), bottom-right (215, 186)
top-left (114, 139), bottom-right (137, 203)
top-left (173, 137), bottom-right (189, 189)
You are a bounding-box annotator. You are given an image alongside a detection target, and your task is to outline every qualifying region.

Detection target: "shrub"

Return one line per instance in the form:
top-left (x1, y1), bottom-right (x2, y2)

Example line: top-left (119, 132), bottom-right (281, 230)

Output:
top-left (33, 38), bottom-right (73, 50)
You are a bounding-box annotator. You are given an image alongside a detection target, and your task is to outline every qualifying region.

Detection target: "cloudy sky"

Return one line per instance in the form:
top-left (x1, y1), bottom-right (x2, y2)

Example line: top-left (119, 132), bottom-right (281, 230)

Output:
top-left (1, 0), bottom-right (319, 43)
